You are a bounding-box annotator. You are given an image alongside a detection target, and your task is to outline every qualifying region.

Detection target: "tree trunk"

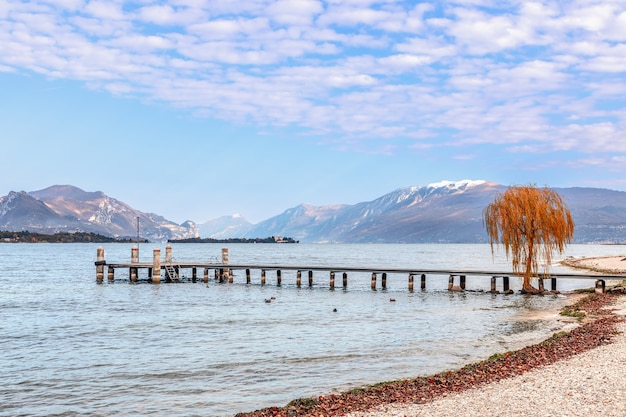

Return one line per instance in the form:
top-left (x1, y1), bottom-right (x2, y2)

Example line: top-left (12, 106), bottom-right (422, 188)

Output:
top-left (523, 243), bottom-right (539, 293)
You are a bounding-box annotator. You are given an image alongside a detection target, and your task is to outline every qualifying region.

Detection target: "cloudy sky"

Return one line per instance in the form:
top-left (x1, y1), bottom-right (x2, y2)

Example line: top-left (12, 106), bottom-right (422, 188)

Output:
top-left (1, 0), bottom-right (625, 224)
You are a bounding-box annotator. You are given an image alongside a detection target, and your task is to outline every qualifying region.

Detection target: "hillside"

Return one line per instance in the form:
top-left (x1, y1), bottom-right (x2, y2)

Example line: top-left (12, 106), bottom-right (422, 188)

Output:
top-left (3, 181), bottom-right (626, 243)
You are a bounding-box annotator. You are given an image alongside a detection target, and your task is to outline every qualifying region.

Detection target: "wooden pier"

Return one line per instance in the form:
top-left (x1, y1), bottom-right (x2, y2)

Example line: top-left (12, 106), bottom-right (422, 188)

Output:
top-left (94, 246), bottom-right (622, 294)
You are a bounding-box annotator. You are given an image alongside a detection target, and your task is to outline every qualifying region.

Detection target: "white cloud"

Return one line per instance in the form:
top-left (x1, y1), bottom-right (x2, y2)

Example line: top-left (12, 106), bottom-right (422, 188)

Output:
top-left (84, 0), bottom-right (125, 21)
top-left (1, 0), bottom-right (625, 159)
top-left (267, 0), bottom-right (324, 26)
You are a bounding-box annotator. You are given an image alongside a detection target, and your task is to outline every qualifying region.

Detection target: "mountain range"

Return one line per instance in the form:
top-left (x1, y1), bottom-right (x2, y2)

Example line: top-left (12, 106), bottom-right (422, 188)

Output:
top-left (2, 181), bottom-right (626, 243)
top-left (0, 185), bottom-right (197, 242)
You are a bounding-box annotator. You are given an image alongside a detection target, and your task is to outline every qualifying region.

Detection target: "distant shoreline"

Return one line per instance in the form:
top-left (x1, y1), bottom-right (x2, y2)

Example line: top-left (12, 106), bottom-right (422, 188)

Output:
top-left (168, 237), bottom-right (299, 244)
top-left (0, 230), bottom-right (140, 243)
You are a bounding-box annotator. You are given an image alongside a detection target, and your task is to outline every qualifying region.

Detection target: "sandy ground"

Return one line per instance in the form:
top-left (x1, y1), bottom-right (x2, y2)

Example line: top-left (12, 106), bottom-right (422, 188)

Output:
top-left (561, 255), bottom-right (626, 275)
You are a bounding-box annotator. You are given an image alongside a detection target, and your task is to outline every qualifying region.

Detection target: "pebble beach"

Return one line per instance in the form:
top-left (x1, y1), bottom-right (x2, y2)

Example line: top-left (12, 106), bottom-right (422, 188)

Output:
top-left (348, 298), bottom-right (626, 417)
top-left (237, 256), bottom-right (626, 417)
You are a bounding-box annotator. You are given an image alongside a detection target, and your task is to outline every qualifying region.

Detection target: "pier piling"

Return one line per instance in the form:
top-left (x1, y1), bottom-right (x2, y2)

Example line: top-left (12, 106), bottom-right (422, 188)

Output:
top-left (152, 248), bottom-right (161, 283)
top-left (107, 265), bottom-right (115, 282)
top-left (595, 279), bottom-right (606, 294)
top-left (503, 276), bottom-right (510, 293)
top-left (96, 247), bottom-right (105, 282)
top-left (130, 246), bottom-right (138, 282)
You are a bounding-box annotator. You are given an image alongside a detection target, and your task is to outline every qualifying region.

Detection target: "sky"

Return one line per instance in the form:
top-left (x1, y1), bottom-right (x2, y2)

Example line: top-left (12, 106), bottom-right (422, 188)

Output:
top-left (1, 0), bottom-right (626, 225)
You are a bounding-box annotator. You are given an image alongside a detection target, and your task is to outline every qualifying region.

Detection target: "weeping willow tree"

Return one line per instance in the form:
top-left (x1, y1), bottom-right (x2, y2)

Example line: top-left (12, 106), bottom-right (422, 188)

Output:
top-left (483, 185), bottom-right (575, 293)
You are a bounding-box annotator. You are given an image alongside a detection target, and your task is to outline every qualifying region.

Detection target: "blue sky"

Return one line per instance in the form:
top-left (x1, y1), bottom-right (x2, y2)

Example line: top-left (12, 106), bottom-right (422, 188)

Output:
top-left (1, 0), bottom-right (626, 224)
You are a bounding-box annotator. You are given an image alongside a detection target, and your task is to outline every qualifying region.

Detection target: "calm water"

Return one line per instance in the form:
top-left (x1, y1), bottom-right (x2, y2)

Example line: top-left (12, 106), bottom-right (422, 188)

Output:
top-left (1, 243), bottom-right (624, 416)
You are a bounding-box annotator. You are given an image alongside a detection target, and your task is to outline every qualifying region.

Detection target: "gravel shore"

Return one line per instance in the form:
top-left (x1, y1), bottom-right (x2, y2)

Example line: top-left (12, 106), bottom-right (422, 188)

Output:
top-left (347, 299), bottom-right (626, 417)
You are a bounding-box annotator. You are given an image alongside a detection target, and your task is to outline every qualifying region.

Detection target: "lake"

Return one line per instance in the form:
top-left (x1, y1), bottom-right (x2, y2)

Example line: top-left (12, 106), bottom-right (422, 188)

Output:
top-left (1, 243), bottom-right (624, 416)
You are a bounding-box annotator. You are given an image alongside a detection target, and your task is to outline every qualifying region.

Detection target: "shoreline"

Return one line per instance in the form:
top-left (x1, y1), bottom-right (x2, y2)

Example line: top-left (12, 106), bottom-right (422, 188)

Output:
top-left (560, 254), bottom-right (626, 275)
top-left (236, 256), bottom-right (626, 417)
top-left (237, 293), bottom-right (625, 417)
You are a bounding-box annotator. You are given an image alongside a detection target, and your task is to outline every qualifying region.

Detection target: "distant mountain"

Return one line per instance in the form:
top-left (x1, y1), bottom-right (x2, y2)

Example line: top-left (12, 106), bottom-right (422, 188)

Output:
top-left (238, 180), bottom-right (626, 244)
top-left (197, 214), bottom-right (253, 239)
top-left (0, 185), bottom-right (198, 242)
top-left (4, 181), bottom-right (626, 244)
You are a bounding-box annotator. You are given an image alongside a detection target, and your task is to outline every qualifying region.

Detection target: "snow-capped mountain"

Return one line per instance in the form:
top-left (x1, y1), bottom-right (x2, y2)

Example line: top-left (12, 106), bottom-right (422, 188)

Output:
top-left (241, 180), bottom-right (626, 243)
top-left (244, 180), bottom-right (500, 243)
top-left (0, 185), bottom-right (198, 241)
top-left (4, 180), bottom-right (626, 243)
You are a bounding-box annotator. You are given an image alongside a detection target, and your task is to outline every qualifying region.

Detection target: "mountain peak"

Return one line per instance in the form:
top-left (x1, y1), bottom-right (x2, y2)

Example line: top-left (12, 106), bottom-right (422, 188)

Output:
top-left (30, 185), bottom-right (105, 202)
top-left (426, 179), bottom-right (486, 190)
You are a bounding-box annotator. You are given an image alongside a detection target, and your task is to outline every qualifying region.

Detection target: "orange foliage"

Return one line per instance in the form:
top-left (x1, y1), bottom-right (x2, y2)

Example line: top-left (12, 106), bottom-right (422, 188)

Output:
top-left (483, 185), bottom-right (575, 293)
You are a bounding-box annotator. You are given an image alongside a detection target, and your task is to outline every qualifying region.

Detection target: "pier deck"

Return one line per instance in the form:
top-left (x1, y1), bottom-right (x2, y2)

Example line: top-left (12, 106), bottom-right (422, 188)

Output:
top-left (95, 246), bottom-right (624, 294)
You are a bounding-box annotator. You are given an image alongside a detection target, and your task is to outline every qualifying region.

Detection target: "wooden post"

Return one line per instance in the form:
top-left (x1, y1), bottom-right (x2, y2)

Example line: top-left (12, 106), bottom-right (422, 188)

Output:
top-left (503, 276), bottom-right (510, 293)
top-left (408, 274), bottom-right (414, 292)
top-left (214, 269), bottom-right (219, 280)
top-left (130, 246), bottom-right (138, 282)
top-left (308, 270), bottom-right (313, 287)
top-left (371, 272), bottom-right (377, 290)
top-left (96, 246), bottom-right (105, 282)
top-left (343, 272), bottom-right (348, 289)
top-left (165, 245), bottom-right (172, 263)
top-left (448, 275), bottom-right (455, 291)
top-left (329, 271), bottom-right (335, 289)
top-left (296, 270), bottom-right (301, 287)
top-left (277, 270), bottom-right (282, 286)
top-left (246, 269), bottom-right (251, 284)
top-left (460, 275), bottom-right (466, 290)
top-left (107, 265), bottom-right (115, 282)
top-left (551, 277), bottom-right (557, 292)
top-left (192, 267), bottom-right (197, 282)
top-left (421, 274), bottom-right (426, 290)
top-left (261, 269), bottom-right (266, 286)
top-left (221, 247), bottom-right (230, 282)
top-left (382, 273), bottom-right (387, 290)
top-left (152, 248), bottom-right (161, 284)
top-left (204, 268), bottom-right (209, 283)
top-left (491, 276), bottom-right (497, 293)
top-left (595, 279), bottom-right (606, 294)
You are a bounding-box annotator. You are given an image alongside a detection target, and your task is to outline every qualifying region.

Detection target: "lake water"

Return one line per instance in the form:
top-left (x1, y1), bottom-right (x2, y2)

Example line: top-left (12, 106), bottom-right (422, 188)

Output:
top-left (1, 243), bottom-right (624, 417)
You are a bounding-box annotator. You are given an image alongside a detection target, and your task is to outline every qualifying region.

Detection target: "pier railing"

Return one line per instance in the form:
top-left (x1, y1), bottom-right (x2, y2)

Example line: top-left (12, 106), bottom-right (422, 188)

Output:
top-left (94, 246), bottom-right (624, 294)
